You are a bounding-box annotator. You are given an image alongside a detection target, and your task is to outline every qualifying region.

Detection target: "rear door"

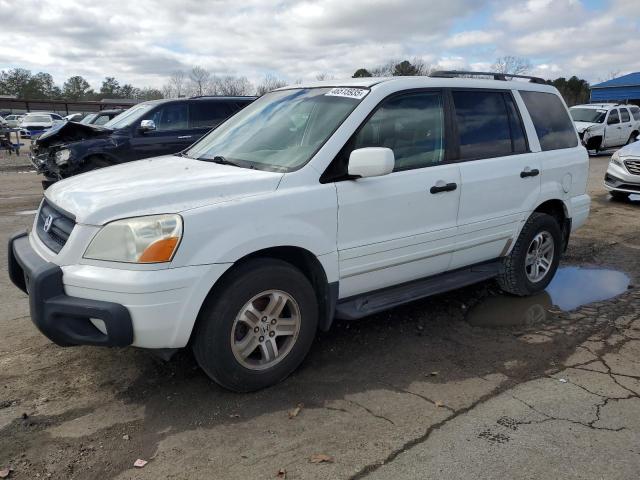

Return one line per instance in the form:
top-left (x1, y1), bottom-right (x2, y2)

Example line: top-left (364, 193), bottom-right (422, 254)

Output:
top-left (451, 89), bottom-right (539, 269)
top-left (620, 107), bottom-right (634, 144)
top-left (188, 100), bottom-right (236, 141)
top-left (333, 90), bottom-right (461, 297)
top-left (128, 101), bottom-right (191, 160)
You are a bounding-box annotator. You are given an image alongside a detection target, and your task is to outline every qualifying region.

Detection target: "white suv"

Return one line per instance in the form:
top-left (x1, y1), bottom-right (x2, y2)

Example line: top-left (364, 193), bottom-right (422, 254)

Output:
top-left (9, 74), bottom-right (591, 391)
top-left (570, 103), bottom-right (640, 152)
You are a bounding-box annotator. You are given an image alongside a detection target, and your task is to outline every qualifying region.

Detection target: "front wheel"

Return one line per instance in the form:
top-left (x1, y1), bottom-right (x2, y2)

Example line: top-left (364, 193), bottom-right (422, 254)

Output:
top-left (498, 213), bottom-right (562, 296)
top-left (192, 258), bottom-right (318, 392)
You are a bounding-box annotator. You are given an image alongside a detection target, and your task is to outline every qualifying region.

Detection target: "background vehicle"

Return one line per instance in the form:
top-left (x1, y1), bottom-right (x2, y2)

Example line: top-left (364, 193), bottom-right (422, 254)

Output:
top-left (79, 109), bottom-right (125, 126)
top-left (4, 114), bottom-right (25, 128)
top-left (0, 115), bottom-right (7, 127)
top-left (570, 103), bottom-right (640, 152)
top-left (31, 96), bottom-right (255, 188)
top-left (20, 112), bottom-right (64, 138)
top-left (604, 139), bottom-right (640, 200)
top-left (64, 113), bottom-right (85, 122)
top-left (9, 74), bottom-right (590, 392)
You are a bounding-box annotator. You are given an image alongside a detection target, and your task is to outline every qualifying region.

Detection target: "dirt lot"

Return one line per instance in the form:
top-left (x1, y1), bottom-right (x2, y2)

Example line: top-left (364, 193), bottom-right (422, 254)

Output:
top-left (1, 156), bottom-right (640, 479)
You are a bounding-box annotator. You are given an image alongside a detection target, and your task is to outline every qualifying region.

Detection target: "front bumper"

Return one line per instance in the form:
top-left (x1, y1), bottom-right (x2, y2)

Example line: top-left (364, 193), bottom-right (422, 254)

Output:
top-left (8, 231), bottom-right (133, 347)
top-left (604, 162), bottom-right (640, 194)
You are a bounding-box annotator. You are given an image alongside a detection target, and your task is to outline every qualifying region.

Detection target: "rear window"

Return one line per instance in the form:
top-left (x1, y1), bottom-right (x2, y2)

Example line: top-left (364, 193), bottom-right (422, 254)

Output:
top-left (452, 90), bottom-right (527, 160)
top-left (520, 91), bottom-right (578, 151)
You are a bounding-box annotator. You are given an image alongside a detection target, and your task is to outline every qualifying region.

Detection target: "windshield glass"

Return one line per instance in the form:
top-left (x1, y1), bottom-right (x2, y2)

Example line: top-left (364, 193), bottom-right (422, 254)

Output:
top-left (80, 113), bottom-right (97, 124)
top-left (104, 104), bottom-right (154, 129)
top-left (185, 87), bottom-right (367, 171)
top-left (570, 108), bottom-right (607, 123)
top-left (24, 115), bottom-right (51, 123)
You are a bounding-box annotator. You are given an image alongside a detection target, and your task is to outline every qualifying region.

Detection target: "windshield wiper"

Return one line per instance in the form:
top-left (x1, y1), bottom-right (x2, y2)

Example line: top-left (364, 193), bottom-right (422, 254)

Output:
top-left (201, 155), bottom-right (242, 167)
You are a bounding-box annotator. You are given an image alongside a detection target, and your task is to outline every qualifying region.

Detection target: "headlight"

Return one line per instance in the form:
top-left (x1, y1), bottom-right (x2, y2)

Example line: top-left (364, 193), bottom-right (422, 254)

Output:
top-left (611, 151), bottom-right (623, 168)
top-left (84, 214), bottom-right (182, 263)
top-left (55, 148), bottom-right (71, 165)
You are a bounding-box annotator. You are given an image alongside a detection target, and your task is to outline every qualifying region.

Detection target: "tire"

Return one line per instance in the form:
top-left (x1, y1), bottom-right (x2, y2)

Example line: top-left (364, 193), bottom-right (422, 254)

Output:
top-left (610, 191), bottom-right (630, 201)
top-left (627, 133), bottom-right (638, 145)
top-left (192, 258), bottom-right (318, 392)
top-left (498, 213), bottom-right (562, 296)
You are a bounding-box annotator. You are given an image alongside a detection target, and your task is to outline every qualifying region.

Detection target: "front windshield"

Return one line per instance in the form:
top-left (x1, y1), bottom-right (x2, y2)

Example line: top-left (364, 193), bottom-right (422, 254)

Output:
top-left (185, 87), bottom-right (367, 171)
top-left (104, 104), bottom-right (154, 129)
top-left (25, 115), bottom-right (50, 123)
top-left (570, 108), bottom-right (607, 123)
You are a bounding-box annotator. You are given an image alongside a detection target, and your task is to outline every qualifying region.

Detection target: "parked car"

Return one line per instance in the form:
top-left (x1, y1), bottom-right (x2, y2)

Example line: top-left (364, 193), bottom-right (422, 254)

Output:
top-left (64, 113), bottom-right (85, 122)
top-left (79, 109), bottom-right (125, 126)
top-left (4, 114), bottom-right (25, 128)
top-left (30, 96), bottom-right (255, 188)
top-left (9, 74), bottom-right (590, 391)
top-left (570, 103), bottom-right (640, 152)
top-left (0, 115), bottom-right (7, 127)
top-left (20, 112), bottom-right (64, 138)
top-left (604, 137), bottom-right (640, 200)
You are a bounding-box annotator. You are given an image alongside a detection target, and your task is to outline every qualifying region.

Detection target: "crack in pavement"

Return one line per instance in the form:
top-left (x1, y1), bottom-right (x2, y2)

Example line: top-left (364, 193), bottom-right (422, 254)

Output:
top-left (379, 382), bottom-right (456, 413)
top-left (347, 400), bottom-right (396, 426)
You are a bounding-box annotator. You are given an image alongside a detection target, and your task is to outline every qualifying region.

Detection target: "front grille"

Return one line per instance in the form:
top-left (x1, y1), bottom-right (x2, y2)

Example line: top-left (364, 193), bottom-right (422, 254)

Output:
top-left (624, 159), bottom-right (640, 176)
top-left (24, 125), bottom-right (49, 132)
top-left (36, 199), bottom-right (76, 253)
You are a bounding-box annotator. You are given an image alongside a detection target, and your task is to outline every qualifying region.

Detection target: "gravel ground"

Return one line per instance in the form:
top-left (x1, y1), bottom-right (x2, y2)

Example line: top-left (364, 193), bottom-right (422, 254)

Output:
top-left (1, 155), bottom-right (639, 479)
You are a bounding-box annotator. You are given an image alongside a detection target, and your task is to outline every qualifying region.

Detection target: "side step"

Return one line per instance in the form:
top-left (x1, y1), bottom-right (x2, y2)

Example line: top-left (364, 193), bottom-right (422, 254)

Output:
top-left (334, 259), bottom-right (502, 320)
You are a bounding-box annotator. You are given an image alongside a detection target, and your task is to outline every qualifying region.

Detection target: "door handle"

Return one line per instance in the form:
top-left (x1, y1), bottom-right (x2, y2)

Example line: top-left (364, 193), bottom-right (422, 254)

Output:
top-left (520, 168), bottom-right (540, 178)
top-left (178, 135), bottom-right (193, 139)
top-left (430, 182), bottom-right (457, 194)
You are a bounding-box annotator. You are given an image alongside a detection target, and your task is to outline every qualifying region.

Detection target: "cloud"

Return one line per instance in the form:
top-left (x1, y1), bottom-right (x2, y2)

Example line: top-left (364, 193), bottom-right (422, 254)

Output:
top-left (0, 0), bottom-right (638, 90)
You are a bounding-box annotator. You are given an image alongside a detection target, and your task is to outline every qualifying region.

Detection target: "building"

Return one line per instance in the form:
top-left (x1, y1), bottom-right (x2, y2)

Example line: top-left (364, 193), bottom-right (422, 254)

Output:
top-left (590, 72), bottom-right (640, 105)
top-left (0, 97), bottom-right (140, 116)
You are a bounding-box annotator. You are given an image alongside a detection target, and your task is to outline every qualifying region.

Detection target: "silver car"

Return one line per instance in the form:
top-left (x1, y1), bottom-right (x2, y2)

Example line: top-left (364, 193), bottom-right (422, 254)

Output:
top-left (605, 139), bottom-right (640, 200)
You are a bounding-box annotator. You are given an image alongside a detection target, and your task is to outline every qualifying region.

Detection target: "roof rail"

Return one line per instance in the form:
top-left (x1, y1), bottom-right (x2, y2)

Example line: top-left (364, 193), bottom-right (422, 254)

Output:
top-left (429, 70), bottom-right (547, 85)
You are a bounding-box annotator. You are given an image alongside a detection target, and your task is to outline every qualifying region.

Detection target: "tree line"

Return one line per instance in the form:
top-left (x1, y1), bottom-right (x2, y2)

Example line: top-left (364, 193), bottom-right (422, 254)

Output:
top-left (0, 57), bottom-right (593, 106)
top-left (0, 68), bottom-right (163, 102)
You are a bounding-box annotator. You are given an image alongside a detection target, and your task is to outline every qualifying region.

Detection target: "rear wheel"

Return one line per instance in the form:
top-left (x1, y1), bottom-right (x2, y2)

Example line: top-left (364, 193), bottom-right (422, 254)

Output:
top-left (627, 132), bottom-right (638, 145)
top-left (192, 258), bottom-right (318, 392)
top-left (498, 213), bottom-right (562, 296)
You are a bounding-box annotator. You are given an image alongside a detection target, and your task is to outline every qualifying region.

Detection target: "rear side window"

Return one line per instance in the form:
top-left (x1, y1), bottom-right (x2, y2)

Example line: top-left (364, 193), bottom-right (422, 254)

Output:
top-left (452, 90), bottom-right (527, 160)
top-left (621, 108), bottom-right (631, 122)
top-left (520, 91), bottom-right (578, 151)
top-left (631, 106), bottom-right (640, 121)
top-left (190, 101), bottom-right (233, 128)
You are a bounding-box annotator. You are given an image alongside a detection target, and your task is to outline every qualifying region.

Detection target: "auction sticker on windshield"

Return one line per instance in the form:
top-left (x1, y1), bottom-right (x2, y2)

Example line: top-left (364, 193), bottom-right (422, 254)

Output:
top-left (325, 88), bottom-right (369, 99)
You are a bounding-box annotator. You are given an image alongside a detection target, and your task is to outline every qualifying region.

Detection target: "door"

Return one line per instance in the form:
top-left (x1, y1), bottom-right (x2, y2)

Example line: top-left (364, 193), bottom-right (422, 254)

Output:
top-left (334, 91), bottom-right (461, 298)
top-left (603, 109), bottom-right (623, 148)
top-left (189, 100), bottom-right (236, 139)
top-left (619, 107), bottom-right (634, 144)
top-left (128, 102), bottom-right (194, 160)
top-left (451, 89), bottom-right (540, 269)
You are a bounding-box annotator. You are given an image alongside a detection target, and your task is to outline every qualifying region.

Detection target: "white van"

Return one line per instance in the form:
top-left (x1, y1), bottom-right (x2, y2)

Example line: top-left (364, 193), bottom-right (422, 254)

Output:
top-left (9, 72), bottom-right (590, 391)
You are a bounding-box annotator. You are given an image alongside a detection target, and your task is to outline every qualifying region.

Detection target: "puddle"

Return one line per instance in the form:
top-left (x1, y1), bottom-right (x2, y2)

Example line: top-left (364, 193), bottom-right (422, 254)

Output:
top-left (466, 266), bottom-right (630, 328)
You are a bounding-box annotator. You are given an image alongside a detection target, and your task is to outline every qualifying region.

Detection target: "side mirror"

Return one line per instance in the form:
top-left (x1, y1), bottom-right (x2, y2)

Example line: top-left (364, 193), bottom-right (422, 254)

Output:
top-left (140, 119), bottom-right (156, 132)
top-left (348, 147), bottom-right (395, 178)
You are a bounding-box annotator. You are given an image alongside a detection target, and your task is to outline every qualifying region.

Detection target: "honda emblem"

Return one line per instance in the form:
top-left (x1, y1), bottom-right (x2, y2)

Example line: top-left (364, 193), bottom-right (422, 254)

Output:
top-left (43, 215), bottom-right (54, 233)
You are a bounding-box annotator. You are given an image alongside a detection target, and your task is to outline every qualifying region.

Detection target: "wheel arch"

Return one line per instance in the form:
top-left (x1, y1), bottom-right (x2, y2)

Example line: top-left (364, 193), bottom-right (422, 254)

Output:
top-left (189, 246), bottom-right (338, 346)
top-left (532, 199), bottom-right (571, 251)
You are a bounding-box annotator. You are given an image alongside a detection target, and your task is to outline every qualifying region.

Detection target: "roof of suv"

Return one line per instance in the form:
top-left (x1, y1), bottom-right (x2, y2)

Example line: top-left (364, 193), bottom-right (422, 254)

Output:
top-left (571, 103), bottom-right (622, 110)
top-left (277, 76), bottom-right (558, 93)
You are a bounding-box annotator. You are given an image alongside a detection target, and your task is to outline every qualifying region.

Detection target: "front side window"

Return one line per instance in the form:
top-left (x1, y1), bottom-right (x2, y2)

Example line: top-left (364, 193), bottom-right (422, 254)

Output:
top-left (104, 104), bottom-right (155, 129)
top-left (185, 88), bottom-right (365, 171)
top-left (150, 103), bottom-right (189, 131)
top-left (452, 90), bottom-right (525, 160)
top-left (350, 92), bottom-right (444, 171)
top-left (520, 91), bottom-right (578, 151)
top-left (621, 108), bottom-right (631, 123)
top-left (607, 109), bottom-right (620, 125)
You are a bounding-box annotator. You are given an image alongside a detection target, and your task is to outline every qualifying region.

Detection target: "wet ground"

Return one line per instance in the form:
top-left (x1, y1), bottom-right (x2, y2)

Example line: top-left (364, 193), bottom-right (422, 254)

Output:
top-left (1, 155), bottom-right (640, 479)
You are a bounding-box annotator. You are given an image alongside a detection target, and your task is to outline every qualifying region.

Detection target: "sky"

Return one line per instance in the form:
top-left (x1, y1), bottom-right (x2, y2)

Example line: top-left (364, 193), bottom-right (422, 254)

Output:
top-left (0, 0), bottom-right (638, 90)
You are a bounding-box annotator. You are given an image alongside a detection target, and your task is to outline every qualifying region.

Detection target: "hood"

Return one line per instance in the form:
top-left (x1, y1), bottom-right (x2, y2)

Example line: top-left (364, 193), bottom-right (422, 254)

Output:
top-left (573, 121), bottom-right (599, 133)
top-left (45, 155), bottom-right (284, 225)
top-left (35, 120), bottom-right (112, 147)
top-left (617, 138), bottom-right (640, 157)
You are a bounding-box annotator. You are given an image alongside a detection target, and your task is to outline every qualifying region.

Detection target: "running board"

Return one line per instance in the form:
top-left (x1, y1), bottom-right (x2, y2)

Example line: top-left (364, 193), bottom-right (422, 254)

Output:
top-left (334, 259), bottom-right (502, 320)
